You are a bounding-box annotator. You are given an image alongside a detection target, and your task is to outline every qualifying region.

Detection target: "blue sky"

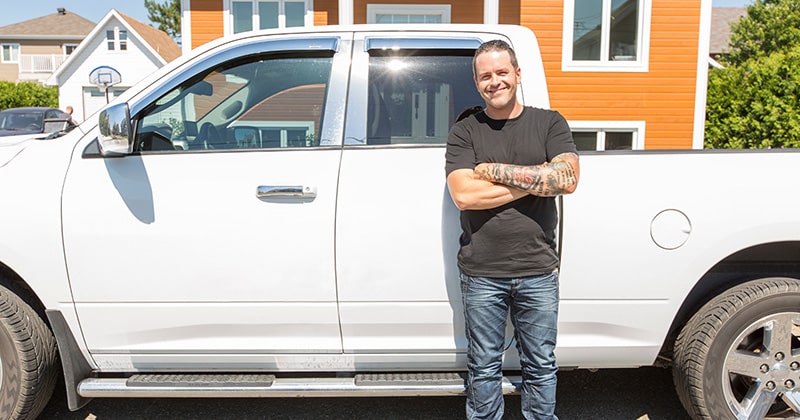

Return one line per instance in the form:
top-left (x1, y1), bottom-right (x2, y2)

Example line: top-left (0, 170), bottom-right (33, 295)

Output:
top-left (0, 1), bottom-right (150, 27)
top-left (0, 0), bottom-right (752, 28)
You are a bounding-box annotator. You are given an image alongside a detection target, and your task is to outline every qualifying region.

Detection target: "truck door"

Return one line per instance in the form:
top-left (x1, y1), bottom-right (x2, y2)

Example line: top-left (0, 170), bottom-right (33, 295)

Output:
top-left (335, 33), bottom-right (489, 366)
top-left (61, 35), bottom-right (351, 370)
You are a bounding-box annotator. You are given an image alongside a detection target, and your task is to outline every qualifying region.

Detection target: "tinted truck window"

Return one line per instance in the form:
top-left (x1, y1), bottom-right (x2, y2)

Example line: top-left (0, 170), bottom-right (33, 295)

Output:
top-left (137, 54), bottom-right (333, 151)
top-left (367, 52), bottom-right (482, 145)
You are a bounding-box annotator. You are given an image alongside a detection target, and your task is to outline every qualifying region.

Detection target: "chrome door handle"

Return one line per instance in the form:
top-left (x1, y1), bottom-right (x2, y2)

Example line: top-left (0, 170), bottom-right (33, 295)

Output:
top-left (256, 185), bottom-right (317, 199)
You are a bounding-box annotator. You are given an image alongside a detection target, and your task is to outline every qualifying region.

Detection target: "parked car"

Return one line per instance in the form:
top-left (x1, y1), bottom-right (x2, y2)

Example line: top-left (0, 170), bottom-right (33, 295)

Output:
top-left (0, 107), bottom-right (76, 141)
top-left (0, 24), bottom-right (799, 420)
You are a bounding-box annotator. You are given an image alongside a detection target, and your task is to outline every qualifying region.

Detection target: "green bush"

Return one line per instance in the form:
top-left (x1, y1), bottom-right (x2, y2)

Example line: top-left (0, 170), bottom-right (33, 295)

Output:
top-left (726, 0), bottom-right (800, 66)
top-left (0, 81), bottom-right (59, 110)
top-left (705, 46), bottom-right (800, 149)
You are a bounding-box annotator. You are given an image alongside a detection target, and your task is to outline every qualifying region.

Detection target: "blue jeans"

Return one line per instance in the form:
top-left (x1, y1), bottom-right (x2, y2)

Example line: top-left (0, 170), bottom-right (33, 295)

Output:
top-left (460, 271), bottom-right (559, 420)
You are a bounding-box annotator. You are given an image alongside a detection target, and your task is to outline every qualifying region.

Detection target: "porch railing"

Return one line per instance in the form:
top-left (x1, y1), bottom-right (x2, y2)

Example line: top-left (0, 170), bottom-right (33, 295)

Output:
top-left (18, 54), bottom-right (68, 74)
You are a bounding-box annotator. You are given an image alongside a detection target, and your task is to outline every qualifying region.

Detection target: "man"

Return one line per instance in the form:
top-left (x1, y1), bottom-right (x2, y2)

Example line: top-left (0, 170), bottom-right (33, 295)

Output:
top-left (445, 40), bottom-right (580, 419)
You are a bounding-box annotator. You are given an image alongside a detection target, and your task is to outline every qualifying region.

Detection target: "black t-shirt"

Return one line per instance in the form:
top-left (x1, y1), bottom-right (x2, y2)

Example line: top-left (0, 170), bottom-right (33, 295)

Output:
top-left (445, 107), bottom-right (577, 278)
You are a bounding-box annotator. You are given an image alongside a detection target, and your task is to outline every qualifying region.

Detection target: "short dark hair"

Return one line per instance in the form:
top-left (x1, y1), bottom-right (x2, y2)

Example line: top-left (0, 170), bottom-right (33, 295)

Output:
top-left (472, 39), bottom-right (519, 77)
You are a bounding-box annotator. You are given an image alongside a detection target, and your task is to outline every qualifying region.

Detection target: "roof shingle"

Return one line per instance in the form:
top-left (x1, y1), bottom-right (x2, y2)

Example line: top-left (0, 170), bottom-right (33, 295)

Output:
top-left (118, 11), bottom-right (181, 62)
top-left (711, 7), bottom-right (747, 55)
top-left (0, 9), bottom-right (95, 38)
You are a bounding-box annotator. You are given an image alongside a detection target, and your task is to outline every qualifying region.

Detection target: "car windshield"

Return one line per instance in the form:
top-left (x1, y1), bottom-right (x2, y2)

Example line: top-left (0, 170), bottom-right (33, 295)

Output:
top-left (0, 111), bottom-right (43, 131)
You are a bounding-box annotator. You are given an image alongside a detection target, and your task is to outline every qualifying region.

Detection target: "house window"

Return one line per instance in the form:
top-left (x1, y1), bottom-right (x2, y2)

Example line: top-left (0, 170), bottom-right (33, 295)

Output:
top-left (107, 28), bottom-right (128, 51)
top-left (1, 44), bottom-right (20, 63)
top-left (64, 44), bottom-right (79, 55)
top-left (562, 0), bottom-right (651, 72)
top-left (366, 4), bottom-right (451, 24)
top-left (569, 121), bottom-right (644, 150)
top-left (231, 0), bottom-right (309, 34)
top-left (88, 87), bottom-right (127, 98)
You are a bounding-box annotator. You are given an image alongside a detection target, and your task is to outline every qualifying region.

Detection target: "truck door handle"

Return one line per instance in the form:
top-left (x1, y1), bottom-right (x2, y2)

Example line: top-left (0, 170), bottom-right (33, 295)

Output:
top-left (256, 185), bottom-right (317, 199)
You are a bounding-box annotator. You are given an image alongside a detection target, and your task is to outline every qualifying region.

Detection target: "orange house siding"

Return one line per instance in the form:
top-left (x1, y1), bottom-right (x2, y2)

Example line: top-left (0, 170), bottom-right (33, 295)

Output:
top-left (499, 0), bottom-right (521, 25)
top-left (521, 0), bottom-right (701, 149)
top-left (190, 0), bottom-right (225, 50)
top-left (315, 0), bottom-right (338, 25)
top-left (353, 0), bottom-right (483, 24)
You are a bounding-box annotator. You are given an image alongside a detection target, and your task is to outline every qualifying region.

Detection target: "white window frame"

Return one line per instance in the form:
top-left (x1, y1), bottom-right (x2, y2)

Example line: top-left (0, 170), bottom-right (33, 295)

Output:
top-left (119, 29), bottom-right (128, 51)
top-left (64, 43), bottom-right (79, 55)
top-left (1, 44), bottom-right (20, 63)
top-left (226, 0), bottom-right (313, 35)
top-left (366, 4), bottom-right (451, 24)
top-left (562, 0), bottom-right (651, 72)
top-left (106, 27), bottom-right (128, 52)
top-left (568, 120), bottom-right (645, 150)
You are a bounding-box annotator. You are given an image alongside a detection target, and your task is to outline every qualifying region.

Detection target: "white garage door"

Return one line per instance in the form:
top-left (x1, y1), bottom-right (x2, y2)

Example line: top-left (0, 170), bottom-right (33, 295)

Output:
top-left (82, 86), bottom-right (128, 121)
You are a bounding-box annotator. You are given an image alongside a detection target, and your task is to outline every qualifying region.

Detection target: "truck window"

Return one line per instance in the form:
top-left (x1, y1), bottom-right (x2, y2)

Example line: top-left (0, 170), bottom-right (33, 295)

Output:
top-left (136, 54), bottom-right (333, 151)
top-left (366, 51), bottom-right (482, 145)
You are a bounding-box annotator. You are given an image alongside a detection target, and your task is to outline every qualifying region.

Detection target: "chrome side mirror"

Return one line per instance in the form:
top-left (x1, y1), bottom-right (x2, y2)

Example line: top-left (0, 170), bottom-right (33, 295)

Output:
top-left (98, 103), bottom-right (133, 156)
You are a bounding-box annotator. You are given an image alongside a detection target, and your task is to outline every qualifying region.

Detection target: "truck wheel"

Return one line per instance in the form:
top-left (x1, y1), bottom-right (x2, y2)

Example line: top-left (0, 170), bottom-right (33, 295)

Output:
top-left (673, 277), bottom-right (800, 419)
top-left (0, 284), bottom-right (58, 419)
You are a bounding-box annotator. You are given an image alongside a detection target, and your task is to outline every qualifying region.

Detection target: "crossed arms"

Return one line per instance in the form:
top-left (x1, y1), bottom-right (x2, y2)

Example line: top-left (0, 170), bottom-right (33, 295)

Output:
top-left (447, 152), bottom-right (580, 210)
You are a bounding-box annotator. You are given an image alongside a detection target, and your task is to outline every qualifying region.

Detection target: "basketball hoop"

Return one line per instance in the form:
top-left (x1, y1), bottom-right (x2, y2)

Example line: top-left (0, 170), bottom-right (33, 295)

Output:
top-left (88, 66), bottom-right (122, 104)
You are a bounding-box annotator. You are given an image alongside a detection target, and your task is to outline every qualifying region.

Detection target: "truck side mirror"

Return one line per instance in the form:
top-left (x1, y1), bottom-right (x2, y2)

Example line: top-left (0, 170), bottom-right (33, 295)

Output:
top-left (98, 103), bottom-right (133, 156)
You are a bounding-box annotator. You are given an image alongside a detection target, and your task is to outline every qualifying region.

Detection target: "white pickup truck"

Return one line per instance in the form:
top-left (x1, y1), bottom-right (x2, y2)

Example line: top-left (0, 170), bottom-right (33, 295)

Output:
top-left (0, 24), bottom-right (798, 420)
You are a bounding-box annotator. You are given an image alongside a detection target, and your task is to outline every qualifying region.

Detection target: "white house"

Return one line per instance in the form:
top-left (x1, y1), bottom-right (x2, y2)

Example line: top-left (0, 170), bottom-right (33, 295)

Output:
top-left (47, 9), bottom-right (180, 122)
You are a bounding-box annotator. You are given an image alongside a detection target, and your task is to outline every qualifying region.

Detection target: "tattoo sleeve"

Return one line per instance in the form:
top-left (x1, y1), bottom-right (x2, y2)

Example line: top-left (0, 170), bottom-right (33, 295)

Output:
top-left (474, 152), bottom-right (579, 197)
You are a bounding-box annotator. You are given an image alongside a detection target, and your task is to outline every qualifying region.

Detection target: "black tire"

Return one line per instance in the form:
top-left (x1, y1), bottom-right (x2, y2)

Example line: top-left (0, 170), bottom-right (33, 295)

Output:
top-left (0, 284), bottom-right (58, 419)
top-left (673, 277), bottom-right (800, 419)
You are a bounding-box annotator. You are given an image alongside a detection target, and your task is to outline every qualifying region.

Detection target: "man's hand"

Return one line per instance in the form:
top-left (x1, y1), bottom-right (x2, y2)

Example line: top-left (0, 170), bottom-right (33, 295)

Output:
top-left (473, 152), bottom-right (580, 197)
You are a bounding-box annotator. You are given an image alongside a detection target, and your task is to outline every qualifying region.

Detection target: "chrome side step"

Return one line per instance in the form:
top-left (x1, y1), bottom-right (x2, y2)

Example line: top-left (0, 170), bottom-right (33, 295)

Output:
top-left (78, 373), bottom-right (522, 398)
top-left (126, 373), bottom-right (276, 388)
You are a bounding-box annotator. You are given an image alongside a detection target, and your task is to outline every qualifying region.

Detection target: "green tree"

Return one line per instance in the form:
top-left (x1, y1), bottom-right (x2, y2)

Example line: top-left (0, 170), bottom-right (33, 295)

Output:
top-left (705, 0), bottom-right (800, 148)
top-left (145, 0), bottom-right (181, 38)
top-left (0, 81), bottom-right (58, 110)
top-left (705, 46), bottom-right (800, 148)
top-left (725, 0), bottom-right (800, 66)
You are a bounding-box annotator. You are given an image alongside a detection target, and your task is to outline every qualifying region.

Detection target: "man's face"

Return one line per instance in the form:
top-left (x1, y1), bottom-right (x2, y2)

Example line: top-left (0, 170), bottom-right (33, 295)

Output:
top-left (473, 50), bottom-right (521, 113)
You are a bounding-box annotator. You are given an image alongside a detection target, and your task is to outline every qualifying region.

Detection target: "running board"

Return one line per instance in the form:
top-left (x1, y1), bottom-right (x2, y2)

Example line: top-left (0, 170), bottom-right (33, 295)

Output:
top-left (78, 373), bottom-right (523, 398)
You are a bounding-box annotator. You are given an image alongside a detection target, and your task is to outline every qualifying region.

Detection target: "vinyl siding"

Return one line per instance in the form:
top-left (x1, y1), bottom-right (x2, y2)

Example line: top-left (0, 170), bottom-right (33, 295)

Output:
top-left (0, 65), bottom-right (17, 82)
top-left (19, 44), bottom-right (64, 55)
top-left (315, 0), bottom-right (339, 25)
top-left (190, 0), bottom-right (225, 50)
top-left (500, 0), bottom-right (521, 25)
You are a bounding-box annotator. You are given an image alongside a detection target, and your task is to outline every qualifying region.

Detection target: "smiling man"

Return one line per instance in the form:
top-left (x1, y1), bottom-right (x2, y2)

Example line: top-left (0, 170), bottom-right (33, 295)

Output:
top-left (445, 40), bottom-right (580, 420)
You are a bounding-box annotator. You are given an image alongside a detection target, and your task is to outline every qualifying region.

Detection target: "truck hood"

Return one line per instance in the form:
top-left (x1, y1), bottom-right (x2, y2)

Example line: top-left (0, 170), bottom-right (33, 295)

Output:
top-left (0, 129), bottom-right (41, 137)
top-left (0, 137), bottom-right (31, 168)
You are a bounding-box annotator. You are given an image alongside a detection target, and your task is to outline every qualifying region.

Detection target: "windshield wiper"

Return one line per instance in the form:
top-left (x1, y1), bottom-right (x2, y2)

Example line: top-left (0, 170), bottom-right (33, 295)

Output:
top-left (43, 126), bottom-right (77, 140)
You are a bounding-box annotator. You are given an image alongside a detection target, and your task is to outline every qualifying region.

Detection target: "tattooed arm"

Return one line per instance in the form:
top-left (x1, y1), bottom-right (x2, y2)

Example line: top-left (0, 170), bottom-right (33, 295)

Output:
top-left (447, 168), bottom-right (529, 210)
top-left (473, 152), bottom-right (580, 197)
